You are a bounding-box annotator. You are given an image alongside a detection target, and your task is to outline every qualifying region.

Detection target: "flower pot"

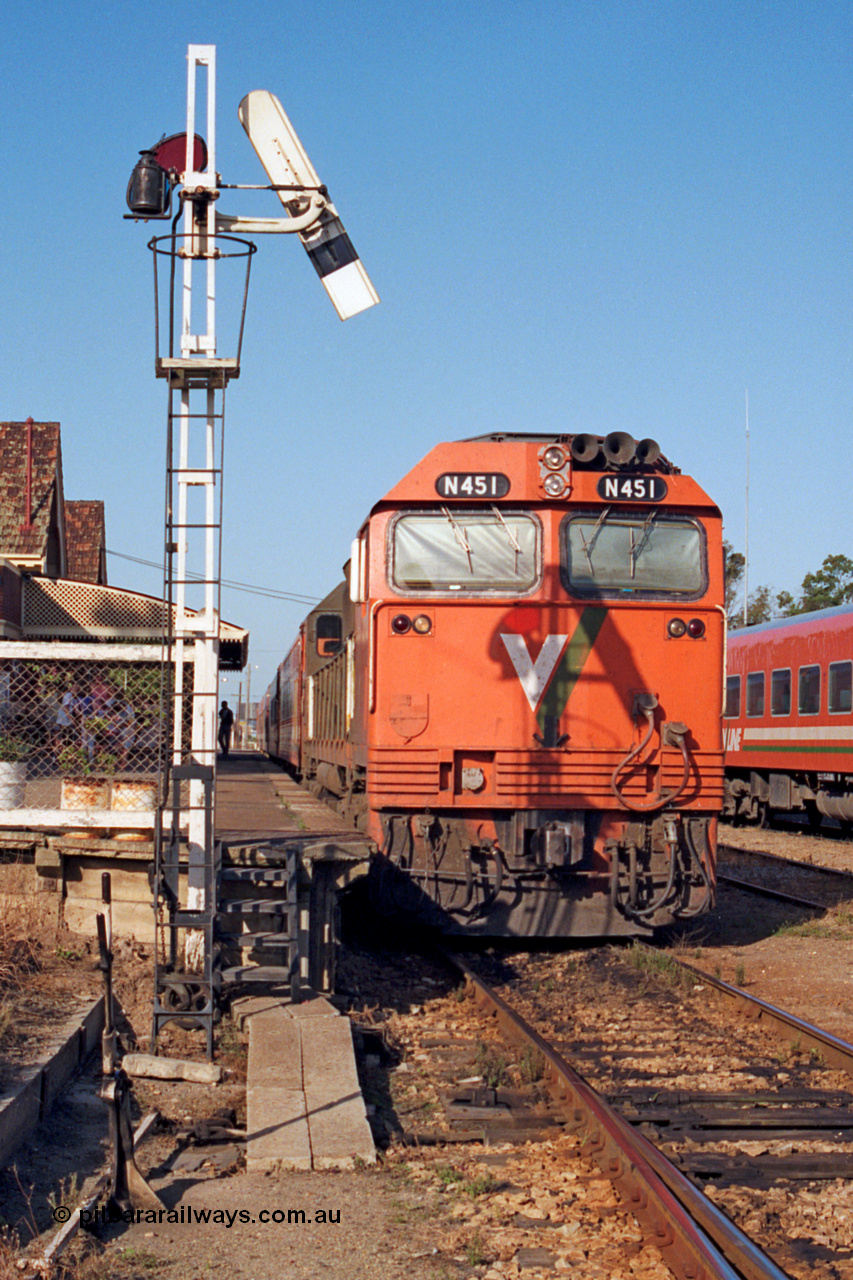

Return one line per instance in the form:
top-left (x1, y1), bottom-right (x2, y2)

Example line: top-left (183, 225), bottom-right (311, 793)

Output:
top-left (110, 778), bottom-right (157, 842)
top-left (0, 761), bottom-right (26, 809)
top-left (61, 777), bottom-right (111, 810)
top-left (110, 779), bottom-right (158, 811)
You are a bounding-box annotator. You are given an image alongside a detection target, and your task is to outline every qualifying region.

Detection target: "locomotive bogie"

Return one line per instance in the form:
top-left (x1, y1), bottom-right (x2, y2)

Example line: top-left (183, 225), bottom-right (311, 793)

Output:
top-left (260, 433), bottom-right (725, 937)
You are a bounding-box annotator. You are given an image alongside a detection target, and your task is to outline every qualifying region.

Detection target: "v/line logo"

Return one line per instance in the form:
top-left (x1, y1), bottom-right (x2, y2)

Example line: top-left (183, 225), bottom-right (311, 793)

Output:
top-left (500, 608), bottom-right (608, 731)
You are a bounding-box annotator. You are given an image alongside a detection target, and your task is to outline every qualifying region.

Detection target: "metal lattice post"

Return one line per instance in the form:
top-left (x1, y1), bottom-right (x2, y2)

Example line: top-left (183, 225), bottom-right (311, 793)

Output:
top-left (150, 47), bottom-right (235, 1056)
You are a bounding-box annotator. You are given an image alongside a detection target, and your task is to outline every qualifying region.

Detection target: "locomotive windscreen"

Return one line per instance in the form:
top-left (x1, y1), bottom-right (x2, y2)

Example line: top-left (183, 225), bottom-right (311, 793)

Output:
top-left (562, 512), bottom-right (705, 598)
top-left (391, 510), bottom-right (540, 593)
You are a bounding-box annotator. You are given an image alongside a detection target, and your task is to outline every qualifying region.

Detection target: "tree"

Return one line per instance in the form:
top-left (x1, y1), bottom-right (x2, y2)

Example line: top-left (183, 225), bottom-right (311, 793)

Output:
top-left (724, 542), bottom-right (745, 621)
top-left (796, 554), bottom-right (853, 613)
top-left (744, 584), bottom-right (773, 627)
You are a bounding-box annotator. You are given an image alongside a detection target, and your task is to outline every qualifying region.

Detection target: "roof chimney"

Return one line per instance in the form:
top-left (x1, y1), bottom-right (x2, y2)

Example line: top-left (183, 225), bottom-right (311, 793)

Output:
top-left (18, 417), bottom-right (34, 533)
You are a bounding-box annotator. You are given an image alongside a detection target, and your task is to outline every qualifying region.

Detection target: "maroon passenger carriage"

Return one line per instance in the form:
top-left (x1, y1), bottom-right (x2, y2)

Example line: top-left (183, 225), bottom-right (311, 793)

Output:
top-left (723, 603), bottom-right (853, 826)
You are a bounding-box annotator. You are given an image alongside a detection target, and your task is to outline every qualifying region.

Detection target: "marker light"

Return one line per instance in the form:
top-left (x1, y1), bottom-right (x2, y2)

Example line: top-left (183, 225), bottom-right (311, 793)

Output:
top-left (412, 615), bottom-right (432, 634)
top-left (391, 614), bottom-right (411, 634)
top-left (543, 473), bottom-right (566, 497)
top-left (667, 618), bottom-right (687, 638)
top-left (542, 445), bottom-right (566, 470)
top-left (687, 618), bottom-right (706, 638)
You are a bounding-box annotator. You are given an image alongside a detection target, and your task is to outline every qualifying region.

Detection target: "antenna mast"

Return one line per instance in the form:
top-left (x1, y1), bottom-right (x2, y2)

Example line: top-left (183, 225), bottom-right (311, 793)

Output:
top-left (743, 389), bottom-right (749, 628)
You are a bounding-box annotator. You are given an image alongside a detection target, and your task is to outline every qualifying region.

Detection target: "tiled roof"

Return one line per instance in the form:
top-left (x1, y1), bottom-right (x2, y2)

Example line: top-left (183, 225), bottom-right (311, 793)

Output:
top-left (0, 421), bottom-right (63, 567)
top-left (65, 499), bottom-right (107, 585)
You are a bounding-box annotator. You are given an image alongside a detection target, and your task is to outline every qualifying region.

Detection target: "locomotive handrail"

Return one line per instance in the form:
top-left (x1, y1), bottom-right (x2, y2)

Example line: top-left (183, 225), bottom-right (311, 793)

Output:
top-left (716, 604), bottom-right (728, 717)
top-left (368, 599), bottom-right (385, 714)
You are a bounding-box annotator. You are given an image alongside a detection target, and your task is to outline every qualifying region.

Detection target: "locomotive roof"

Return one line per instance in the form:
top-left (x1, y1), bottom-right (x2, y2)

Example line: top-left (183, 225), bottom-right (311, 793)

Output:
top-left (370, 435), bottom-right (720, 514)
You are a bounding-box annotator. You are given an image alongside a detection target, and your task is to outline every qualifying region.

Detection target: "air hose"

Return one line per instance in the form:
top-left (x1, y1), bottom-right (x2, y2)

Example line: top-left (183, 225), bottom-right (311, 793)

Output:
top-left (611, 696), bottom-right (692, 813)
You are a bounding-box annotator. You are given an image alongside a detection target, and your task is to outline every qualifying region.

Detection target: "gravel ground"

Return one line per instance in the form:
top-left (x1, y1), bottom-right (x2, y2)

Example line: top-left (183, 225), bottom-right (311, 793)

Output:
top-left (698, 823), bottom-right (853, 1040)
top-left (5, 820), bottom-right (853, 1279)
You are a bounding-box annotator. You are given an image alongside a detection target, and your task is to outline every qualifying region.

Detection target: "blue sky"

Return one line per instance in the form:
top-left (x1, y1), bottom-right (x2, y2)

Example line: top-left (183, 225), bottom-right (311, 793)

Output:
top-left (2, 1), bottom-right (851, 697)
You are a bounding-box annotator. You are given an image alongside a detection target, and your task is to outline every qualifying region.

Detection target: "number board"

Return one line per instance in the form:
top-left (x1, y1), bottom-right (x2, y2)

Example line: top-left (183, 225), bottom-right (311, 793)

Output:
top-left (596, 475), bottom-right (668, 502)
top-left (435, 473), bottom-right (511, 499)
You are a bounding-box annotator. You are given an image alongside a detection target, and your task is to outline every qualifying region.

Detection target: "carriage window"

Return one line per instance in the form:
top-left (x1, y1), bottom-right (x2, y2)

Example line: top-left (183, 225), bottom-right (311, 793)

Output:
top-left (561, 512), bottom-right (705, 598)
top-left (798, 665), bottom-right (821, 716)
top-left (771, 668), bottom-right (791, 717)
top-left (316, 614), bottom-right (343, 656)
top-left (746, 672), bottom-right (765, 718)
top-left (724, 674), bottom-right (741, 719)
top-left (829, 661), bottom-right (852, 714)
top-left (391, 510), bottom-right (540, 594)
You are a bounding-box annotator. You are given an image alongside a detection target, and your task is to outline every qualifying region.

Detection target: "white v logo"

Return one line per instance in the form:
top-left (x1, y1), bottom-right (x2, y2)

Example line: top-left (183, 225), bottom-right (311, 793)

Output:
top-left (500, 634), bottom-right (568, 712)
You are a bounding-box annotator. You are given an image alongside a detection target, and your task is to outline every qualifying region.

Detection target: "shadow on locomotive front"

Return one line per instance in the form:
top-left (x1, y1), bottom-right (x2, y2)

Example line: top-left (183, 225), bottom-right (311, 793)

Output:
top-left (259, 432), bottom-right (725, 939)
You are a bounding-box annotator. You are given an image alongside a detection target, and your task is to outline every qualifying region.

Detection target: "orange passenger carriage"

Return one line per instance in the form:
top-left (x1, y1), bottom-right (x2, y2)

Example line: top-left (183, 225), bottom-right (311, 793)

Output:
top-left (261, 432), bottom-right (726, 937)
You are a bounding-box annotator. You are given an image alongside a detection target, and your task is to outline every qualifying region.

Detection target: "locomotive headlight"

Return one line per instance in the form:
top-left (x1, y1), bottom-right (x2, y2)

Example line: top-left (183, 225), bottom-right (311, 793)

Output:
top-left (543, 473), bottom-right (566, 497)
top-left (667, 618), bottom-right (687, 638)
top-left (542, 445), bottom-right (566, 470)
top-left (391, 614), bottom-right (411, 634)
top-left (687, 618), bottom-right (706, 638)
top-left (412, 614), bottom-right (432, 634)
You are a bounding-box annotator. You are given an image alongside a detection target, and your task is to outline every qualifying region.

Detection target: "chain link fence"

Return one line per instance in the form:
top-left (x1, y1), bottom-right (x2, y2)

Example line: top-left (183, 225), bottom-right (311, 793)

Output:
top-left (0, 655), bottom-right (182, 818)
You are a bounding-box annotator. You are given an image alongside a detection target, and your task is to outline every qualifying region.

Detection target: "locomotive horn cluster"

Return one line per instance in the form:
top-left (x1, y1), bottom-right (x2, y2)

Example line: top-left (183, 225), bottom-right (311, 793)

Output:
top-left (568, 432), bottom-right (662, 469)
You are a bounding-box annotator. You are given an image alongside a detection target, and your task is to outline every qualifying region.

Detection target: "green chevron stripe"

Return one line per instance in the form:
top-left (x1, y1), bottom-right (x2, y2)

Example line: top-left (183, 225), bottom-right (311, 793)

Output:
top-left (536, 606), bottom-right (608, 731)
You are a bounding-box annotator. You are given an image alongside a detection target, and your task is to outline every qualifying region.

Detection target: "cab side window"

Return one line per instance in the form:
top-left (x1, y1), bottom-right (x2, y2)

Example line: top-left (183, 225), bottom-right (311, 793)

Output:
top-left (316, 614), bottom-right (343, 657)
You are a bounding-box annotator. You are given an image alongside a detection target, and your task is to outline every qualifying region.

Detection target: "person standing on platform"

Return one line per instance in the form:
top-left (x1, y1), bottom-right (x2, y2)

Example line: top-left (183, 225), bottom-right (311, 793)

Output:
top-left (218, 700), bottom-right (234, 758)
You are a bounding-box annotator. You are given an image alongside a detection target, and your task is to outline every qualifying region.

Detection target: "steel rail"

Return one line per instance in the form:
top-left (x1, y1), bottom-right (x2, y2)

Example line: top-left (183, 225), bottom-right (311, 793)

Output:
top-left (668, 955), bottom-right (853, 1078)
top-left (716, 872), bottom-right (827, 912)
top-left (718, 843), bottom-right (853, 881)
top-left (443, 950), bottom-right (792, 1280)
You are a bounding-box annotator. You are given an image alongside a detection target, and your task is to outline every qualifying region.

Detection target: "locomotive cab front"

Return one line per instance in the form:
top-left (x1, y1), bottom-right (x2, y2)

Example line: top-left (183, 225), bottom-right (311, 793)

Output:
top-left (302, 432), bottom-right (725, 938)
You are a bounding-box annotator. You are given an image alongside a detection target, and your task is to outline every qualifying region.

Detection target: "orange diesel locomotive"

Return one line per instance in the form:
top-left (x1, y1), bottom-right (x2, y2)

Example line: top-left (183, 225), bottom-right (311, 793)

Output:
top-left (260, 432), bottom-right (725, 937)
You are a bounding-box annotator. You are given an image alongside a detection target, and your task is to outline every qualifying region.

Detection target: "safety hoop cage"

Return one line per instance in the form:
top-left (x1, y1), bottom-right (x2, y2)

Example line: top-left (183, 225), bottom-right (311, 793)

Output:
top-left (148, 232), bottom-right (257, 370)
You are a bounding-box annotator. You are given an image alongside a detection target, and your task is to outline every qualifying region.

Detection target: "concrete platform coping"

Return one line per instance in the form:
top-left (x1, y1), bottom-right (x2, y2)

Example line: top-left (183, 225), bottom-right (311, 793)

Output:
top-left (234, 995), bottom-right (375, 1172)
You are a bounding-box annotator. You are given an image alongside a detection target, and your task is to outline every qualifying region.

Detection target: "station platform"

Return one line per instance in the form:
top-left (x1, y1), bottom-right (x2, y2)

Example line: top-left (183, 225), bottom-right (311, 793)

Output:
top-left (215, 752), bottom-right (375, 1171)
top-left (215, 750), bottom-right (355, 842)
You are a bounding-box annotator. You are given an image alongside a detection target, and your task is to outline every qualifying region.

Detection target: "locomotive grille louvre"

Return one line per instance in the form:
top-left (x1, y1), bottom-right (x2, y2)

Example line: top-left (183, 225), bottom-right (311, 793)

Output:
top-left (365, 748), bottom-right (725, 803)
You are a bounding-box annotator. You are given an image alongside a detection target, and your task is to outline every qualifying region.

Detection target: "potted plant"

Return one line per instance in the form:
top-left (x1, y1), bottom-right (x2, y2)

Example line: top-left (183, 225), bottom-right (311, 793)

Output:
top-left (0, 732), bottom-right (30, 809)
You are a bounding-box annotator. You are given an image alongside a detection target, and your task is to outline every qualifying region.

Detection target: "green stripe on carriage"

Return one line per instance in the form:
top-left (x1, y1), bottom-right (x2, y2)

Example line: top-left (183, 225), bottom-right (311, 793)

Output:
top-left (537, 606), bottom-right (608, 732)
top-left (741, 743), bottom-right (853, 754)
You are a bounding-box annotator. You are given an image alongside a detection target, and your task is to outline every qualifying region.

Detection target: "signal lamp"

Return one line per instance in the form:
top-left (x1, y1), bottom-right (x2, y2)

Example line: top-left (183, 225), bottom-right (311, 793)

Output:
top-left (667, 618), bottom-right (687, 638)
top-left (543, 473), bottom-right (566, 497)
top-left (412, 615), bottom-right (432, 634)
top-left (542, 445), bottom-right (566, 470)
top-left (391, 614), bottom-right (411, 634)
top-left (687, 618), bottom-right (706, 638)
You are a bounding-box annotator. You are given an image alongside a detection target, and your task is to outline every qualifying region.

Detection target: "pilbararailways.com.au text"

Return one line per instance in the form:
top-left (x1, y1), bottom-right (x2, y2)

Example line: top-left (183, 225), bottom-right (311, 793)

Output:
top-left (53, 1205), bottom-right (341, 1228)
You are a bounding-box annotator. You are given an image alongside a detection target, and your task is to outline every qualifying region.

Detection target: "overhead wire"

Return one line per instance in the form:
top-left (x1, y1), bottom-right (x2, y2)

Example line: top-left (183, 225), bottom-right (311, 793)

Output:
top-left (105, 548), bottom-right (322, 605)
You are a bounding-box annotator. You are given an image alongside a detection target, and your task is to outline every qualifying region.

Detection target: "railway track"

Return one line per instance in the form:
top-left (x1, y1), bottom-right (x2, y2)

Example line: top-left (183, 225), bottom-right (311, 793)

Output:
top-left (344, 936), bottom-right (853, 1280)
top-left (442, 949), bottom-right (792, 1280)
top-left (717, 842), bottom-right (853, 913)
